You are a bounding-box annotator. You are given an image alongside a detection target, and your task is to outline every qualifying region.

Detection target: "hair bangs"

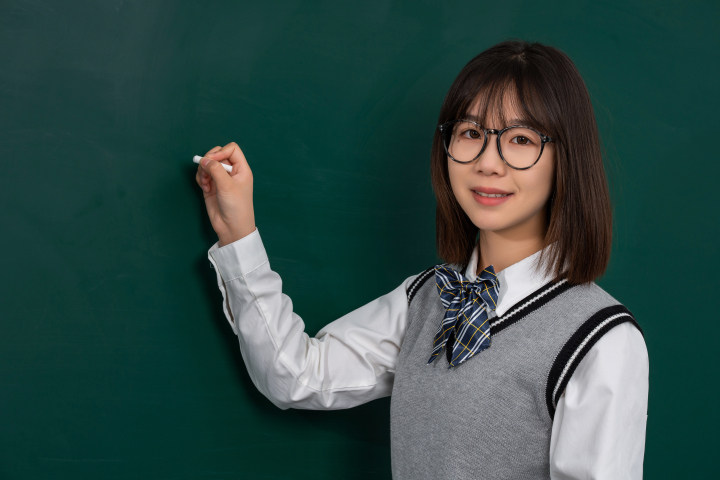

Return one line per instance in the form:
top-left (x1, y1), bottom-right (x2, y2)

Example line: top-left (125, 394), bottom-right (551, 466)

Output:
top-left (457, 69), bottom-right (556, 138)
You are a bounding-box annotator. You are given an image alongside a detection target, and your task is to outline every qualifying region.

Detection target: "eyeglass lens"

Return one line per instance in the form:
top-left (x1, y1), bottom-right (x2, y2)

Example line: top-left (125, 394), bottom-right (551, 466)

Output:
top-left (442, 121), bottom-right (544, 169)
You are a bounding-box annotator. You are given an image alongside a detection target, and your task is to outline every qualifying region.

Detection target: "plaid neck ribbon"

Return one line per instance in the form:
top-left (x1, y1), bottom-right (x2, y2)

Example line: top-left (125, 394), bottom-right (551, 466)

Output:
top-left (428, 264), bottom-right (500, 369)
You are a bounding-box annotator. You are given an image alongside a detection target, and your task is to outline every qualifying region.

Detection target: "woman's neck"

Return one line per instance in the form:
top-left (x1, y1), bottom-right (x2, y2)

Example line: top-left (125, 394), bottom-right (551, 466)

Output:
top-left (476, 217), bottom-right (548, 275)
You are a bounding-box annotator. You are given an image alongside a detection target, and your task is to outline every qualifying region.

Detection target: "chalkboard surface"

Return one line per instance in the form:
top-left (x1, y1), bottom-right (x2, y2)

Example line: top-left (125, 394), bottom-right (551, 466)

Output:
top-left (1, 1), bottom-right (718, 478)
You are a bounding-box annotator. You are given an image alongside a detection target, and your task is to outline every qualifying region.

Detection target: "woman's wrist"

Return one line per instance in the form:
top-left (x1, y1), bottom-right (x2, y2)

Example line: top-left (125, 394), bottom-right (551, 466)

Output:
top-left (218, 224), bottom-right (256, 248)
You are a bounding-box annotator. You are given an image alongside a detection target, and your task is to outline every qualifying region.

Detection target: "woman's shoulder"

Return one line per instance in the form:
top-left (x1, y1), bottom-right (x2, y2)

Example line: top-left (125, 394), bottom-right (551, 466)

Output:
top-left (574, 279), bottom-right (621, 301)
top-left (534, 279), bottom-right (644, 343)
top-left (567, 280), bottom-right (644, 335)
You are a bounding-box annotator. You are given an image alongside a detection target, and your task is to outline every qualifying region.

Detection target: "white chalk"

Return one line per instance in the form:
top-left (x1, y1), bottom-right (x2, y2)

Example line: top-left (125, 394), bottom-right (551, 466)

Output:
top-left (193, 155), bottom-right (233, 173)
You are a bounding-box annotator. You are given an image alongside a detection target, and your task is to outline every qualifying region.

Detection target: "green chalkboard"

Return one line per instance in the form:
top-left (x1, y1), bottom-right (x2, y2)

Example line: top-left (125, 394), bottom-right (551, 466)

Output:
top-left (1, 0), bottom-right (718, 478)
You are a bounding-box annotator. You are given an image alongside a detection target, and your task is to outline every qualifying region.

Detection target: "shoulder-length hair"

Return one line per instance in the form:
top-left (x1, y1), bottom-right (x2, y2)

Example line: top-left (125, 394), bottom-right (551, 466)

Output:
top-left (431, 40), bottom-right (612, 285)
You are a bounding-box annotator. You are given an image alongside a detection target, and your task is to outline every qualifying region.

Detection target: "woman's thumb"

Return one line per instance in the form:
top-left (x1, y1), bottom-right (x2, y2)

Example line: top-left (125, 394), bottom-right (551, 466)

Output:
top-left (201, 157), bottom-right (233, 191)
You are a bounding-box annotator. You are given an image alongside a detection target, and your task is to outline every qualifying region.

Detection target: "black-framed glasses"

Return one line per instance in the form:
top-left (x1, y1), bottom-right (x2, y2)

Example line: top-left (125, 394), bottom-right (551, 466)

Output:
top-left (438, 120), bottom-right (554, 170)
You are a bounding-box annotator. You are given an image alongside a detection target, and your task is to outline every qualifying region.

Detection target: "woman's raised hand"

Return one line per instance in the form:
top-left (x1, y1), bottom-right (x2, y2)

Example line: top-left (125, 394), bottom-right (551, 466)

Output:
top-left (195, 142), bottom-right (256, 247)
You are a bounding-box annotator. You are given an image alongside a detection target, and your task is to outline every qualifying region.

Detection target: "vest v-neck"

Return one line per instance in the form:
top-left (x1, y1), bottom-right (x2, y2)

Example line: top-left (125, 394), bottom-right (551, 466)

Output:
top-left (464, 243), bottom-right (556, 317)
top-left (488, 276), bottom-right (574, 336)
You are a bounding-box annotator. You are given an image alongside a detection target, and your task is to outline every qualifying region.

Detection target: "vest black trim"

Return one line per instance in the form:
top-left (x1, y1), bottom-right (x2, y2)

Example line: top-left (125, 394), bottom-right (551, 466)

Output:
top-left (406, 265), bottom-right (440, 305)
top-left (489, 278), bottom-right (574, 336)
top-left (545, 304), bottom-right (644, 420)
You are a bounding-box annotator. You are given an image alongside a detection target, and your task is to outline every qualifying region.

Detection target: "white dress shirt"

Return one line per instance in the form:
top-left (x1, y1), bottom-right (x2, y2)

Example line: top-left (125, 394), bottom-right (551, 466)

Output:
top-left (207, 227), bottom-right (649, 479)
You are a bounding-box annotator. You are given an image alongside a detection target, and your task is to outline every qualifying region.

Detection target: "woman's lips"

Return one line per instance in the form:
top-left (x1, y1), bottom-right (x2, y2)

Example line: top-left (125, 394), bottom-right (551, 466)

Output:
top-left (471, 189), bottom-right (513, 206)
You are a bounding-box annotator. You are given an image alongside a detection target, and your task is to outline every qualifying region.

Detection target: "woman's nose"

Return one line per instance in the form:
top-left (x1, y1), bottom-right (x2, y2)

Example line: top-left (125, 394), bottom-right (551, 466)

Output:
top-left (474, 136), bottom-right (506, 175)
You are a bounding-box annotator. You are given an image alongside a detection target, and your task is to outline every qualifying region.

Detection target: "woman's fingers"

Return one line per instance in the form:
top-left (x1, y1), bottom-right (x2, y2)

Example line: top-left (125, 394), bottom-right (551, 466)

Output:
top-left (196, 142), bottom-right (252, 195)
top-left (205, 145), bottom-right (222, 156)
top-left (197, 162), bottom-right (210, 189)
top-left (201, 156), bottom-right (238, 194)
top-left (196, 168), bottom-right (211, 192)
top-left (200, 146), bottom-right (222, 181)
top-left (196, 146), bottom-right (222, 190)
top-left (209, 142), bottom-right (249, 174)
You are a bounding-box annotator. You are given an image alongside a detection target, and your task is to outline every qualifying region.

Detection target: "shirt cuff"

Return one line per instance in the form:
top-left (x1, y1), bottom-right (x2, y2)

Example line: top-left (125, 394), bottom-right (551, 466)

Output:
top-left (208, 227), bottom-right (268, 282)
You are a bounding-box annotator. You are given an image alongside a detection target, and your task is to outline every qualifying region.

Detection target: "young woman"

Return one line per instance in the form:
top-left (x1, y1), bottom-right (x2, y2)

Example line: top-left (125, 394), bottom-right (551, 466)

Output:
top-left (196, 40), bottom-right (649, 479)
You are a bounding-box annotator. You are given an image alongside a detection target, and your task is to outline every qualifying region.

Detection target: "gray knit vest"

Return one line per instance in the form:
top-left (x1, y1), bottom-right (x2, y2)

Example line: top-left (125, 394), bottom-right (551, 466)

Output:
top-left (389, 263), bottom-right (643, 480)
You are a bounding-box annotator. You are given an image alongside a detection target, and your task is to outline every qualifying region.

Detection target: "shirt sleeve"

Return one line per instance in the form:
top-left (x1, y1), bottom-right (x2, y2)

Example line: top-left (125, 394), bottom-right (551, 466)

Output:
top-left (207, 227), bottom-right (418, 411)
top-left (549, 322), bottom-right (649, 480)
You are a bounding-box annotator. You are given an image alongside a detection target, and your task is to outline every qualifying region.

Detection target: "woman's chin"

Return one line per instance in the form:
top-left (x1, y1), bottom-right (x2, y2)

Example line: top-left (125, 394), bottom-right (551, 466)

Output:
top-left (471, 218), bottom-right (512, 233)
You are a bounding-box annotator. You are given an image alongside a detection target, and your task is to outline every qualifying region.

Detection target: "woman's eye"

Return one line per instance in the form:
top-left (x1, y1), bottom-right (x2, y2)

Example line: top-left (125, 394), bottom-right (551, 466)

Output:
top-left (462, 129), bottom-right (482, 140)
top-left (511, 136), bottom-right (532, 145)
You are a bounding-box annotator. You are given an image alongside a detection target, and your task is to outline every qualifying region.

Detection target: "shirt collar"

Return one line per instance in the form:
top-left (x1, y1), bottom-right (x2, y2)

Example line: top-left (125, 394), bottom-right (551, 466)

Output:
top-left (464, 243), bottom-right (556, 317)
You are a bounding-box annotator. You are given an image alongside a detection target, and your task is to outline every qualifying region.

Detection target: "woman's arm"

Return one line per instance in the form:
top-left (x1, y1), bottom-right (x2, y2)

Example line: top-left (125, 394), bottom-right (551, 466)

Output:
top-left (549, 322), bottom-right (649, 480)
top-left (207, 227), bottom-right (417, 410)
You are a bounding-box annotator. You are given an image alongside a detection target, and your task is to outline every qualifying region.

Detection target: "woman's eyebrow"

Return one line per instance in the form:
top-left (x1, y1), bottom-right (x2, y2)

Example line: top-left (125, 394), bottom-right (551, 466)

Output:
top-left (461, 114), bottom-right (530, 126)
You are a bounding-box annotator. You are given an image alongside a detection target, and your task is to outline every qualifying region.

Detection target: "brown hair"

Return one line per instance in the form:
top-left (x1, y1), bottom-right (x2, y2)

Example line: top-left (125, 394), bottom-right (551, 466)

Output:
top-left (431, 40), bottom-right (612, 285)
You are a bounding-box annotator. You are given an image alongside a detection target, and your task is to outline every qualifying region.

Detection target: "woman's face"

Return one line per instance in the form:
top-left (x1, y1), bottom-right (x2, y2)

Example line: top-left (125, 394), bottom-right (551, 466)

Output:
top-left (447, 97), bottom-right (556, 239)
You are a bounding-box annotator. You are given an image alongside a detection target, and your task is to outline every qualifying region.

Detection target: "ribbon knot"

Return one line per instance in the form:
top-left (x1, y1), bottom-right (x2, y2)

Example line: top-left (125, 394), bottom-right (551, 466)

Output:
top-left (428, 264), bottom-right (500, 368)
